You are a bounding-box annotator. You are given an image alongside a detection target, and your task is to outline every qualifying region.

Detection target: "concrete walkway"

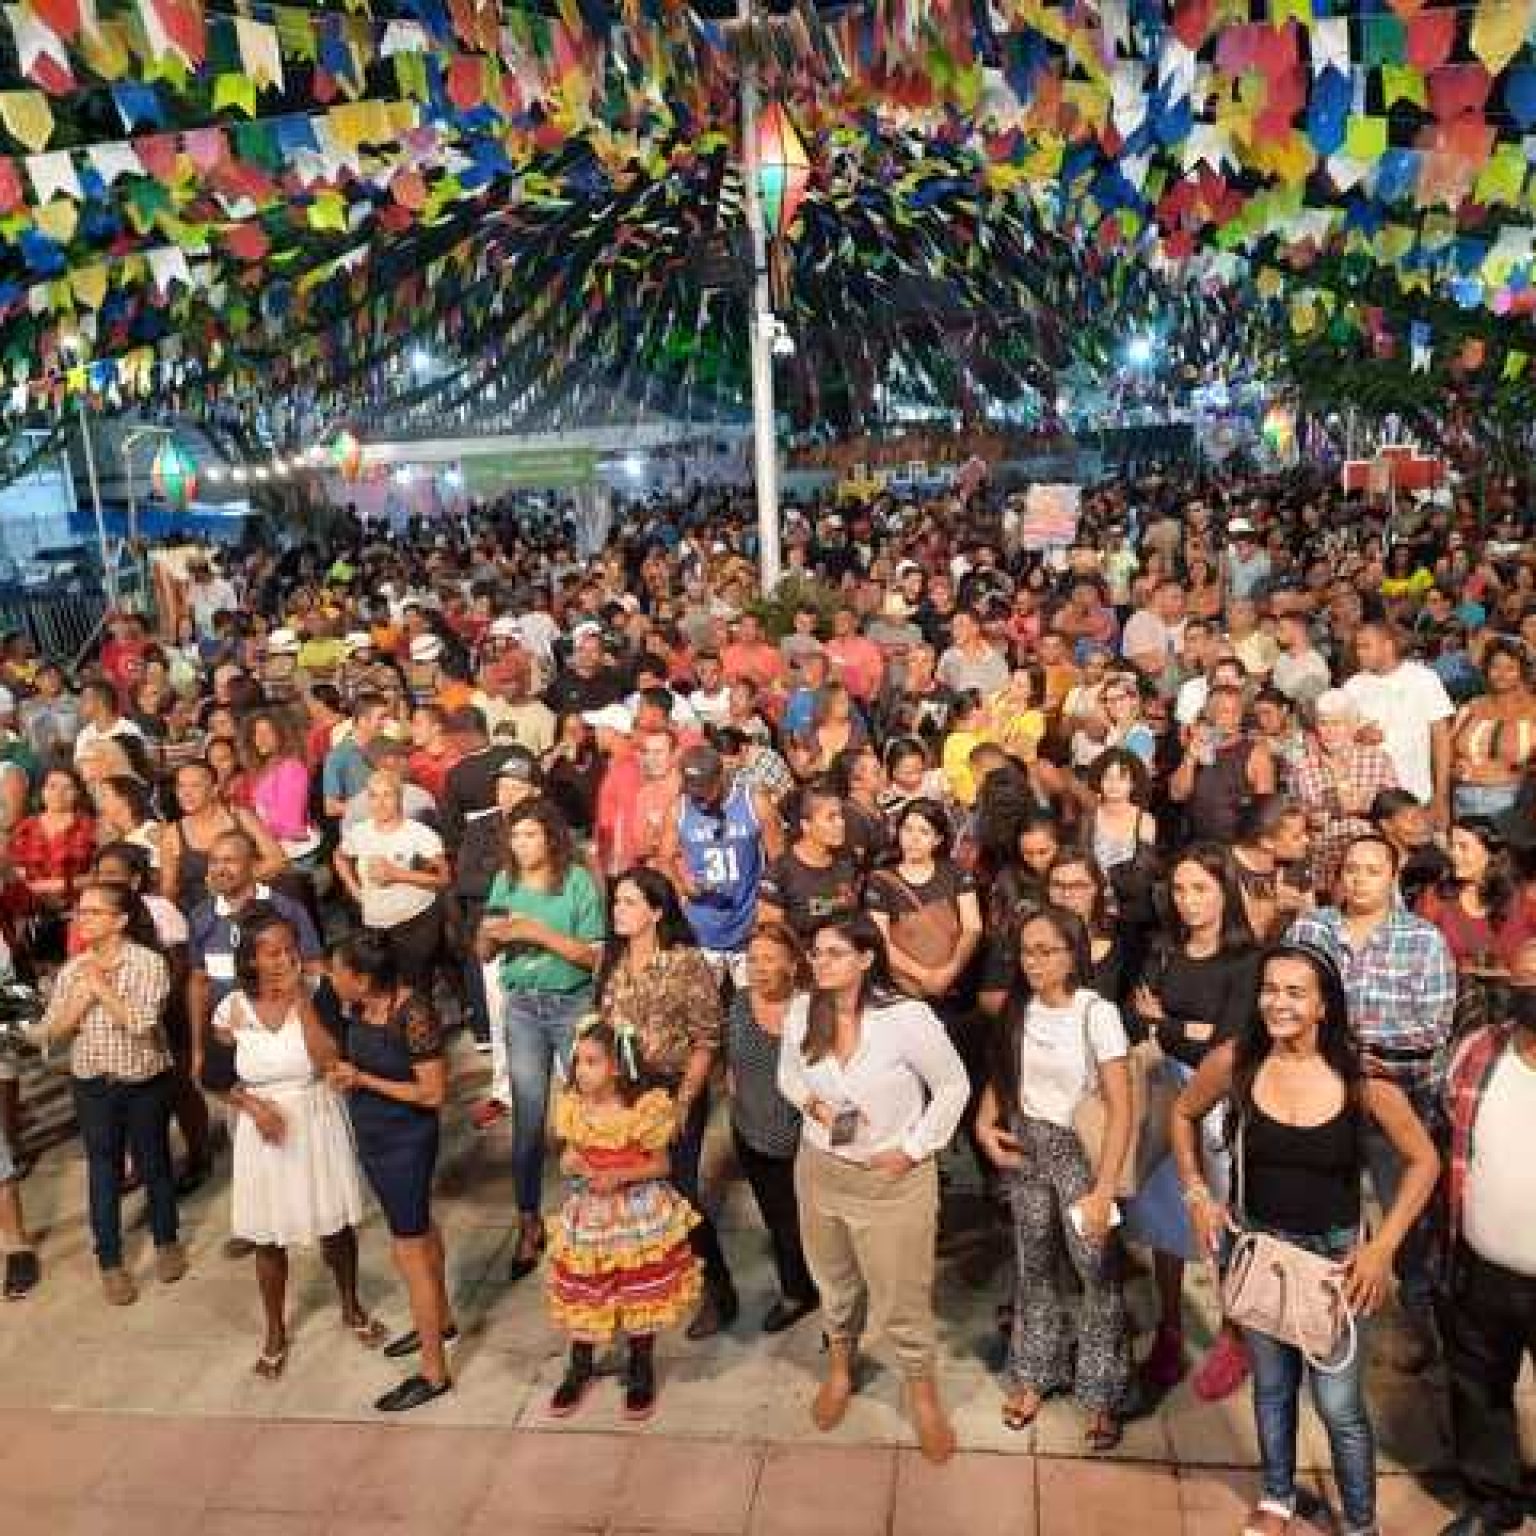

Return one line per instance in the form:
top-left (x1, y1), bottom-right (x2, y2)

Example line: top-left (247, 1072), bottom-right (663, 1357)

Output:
top-left (0, 1043), bottom-right (1520, 1533)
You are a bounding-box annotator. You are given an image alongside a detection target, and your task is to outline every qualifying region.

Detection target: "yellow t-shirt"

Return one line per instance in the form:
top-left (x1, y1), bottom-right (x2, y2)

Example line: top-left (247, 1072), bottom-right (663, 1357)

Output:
top-left (991, 704), bottom-right (1045, 762)
top-left (942, 727), bottom-right (991, 808)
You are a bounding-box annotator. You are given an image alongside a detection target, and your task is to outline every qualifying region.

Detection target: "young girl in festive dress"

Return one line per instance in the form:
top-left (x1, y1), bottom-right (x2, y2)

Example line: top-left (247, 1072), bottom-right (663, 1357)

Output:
top-left (546, 1024), bottom-right (701, 1420)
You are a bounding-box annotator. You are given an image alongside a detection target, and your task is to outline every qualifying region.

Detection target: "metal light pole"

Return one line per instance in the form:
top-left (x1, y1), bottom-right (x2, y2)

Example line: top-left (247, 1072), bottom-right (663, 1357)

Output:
top-left (121, 424), bottom-right (176, 614)
top-left (76, 400), bottom-right (116, 608)
top-left (738, 0), bottom-right (783, 595)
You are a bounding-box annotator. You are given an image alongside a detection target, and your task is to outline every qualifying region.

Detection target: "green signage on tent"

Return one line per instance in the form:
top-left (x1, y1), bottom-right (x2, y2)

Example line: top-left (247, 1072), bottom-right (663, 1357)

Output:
top-left (463, 449), bottom-right (597, 492)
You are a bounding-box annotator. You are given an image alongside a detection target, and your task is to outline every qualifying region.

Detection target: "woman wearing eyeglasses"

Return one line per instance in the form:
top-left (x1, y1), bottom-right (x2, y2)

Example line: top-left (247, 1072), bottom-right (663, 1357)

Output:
top-left (777, 912), bottom-right (969, 1463)
top-left (975, 904), bottom-right (1132, 1450)
top-left (33, 879), bottom-right (184, 1306)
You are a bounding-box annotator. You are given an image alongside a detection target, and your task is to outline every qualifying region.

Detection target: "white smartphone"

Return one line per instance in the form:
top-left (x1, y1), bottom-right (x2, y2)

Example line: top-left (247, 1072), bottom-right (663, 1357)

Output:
top-left (1069, 1199), bottom-right (1122, 1238)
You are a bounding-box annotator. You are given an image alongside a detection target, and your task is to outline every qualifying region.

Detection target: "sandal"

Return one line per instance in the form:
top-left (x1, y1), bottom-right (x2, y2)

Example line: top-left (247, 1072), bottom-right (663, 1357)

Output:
top-left (1000, 1387), bottom-right (1042, 1431)
top-left (252, 1346), bottom-right (288, 1381)
top-left (349, 1315), bottom-right (388, 1349)
top-left (1084, 1409), bottom-right (1122, 1453)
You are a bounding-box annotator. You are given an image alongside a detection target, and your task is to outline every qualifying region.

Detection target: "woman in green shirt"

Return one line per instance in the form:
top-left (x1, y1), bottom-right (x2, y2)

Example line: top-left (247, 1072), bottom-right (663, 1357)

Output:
top-left (478, 799), bottom-right (605, 1281)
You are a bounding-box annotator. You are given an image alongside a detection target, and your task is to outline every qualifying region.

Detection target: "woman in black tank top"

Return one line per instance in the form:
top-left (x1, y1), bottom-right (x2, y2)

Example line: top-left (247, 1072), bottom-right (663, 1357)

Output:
top-left (1170, 944), bottom-right (1439, 1536)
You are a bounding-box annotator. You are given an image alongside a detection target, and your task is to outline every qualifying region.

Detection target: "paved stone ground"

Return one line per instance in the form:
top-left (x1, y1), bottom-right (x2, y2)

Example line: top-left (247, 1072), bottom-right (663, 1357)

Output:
top-left (1, 1041), bottom-right (1529, 1533)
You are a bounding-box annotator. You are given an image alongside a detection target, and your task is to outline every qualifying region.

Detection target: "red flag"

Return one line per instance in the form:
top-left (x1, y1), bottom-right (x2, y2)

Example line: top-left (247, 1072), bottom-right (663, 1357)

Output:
top-left (1405, 8), bottom-right (1457, 71)
top-left (30, 0), bottom-right (83, 43)
top-left (1172, 0), bottom-right (1215, 50)
top-left (0, 158), bottom-right (22, 215)
top-left (151, 0), bottom-right (207, 66)
top-left (1427, 63), bottom-right (1492, 119)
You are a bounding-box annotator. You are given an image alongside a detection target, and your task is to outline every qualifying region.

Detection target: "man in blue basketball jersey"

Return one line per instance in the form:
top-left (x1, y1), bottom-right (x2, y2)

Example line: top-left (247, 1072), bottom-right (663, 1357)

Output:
top-left (662, 745), bottom-right (782, 987)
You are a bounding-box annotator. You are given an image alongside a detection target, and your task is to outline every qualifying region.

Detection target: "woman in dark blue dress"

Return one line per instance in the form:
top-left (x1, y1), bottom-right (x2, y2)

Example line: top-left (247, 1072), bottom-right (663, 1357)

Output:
top-left (327, 932), bottom-right (455, 1414)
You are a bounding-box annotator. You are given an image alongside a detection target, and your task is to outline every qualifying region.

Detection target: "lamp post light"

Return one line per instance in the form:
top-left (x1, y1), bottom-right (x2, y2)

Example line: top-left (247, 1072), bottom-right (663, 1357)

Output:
top-left (738, 4), bottom-right (810, 596)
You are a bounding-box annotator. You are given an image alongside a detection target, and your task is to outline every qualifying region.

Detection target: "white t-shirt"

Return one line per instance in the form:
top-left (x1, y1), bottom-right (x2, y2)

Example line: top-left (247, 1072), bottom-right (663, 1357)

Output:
top-left (1341, 661), bottom-right (1453, 804)
top-left (1121, 609), bottom-right (1182, 665)
top-left (1017, 991), bottom-right (1128, 1129)
top-left (340, 817), bottom-right (444, 930)
top-left (73, 717), bottom-right (145, 763)
top-left (1464, 1047), bottom-right (1536, 1276)
top-left (1271, 649), bottom-right (1331, 707)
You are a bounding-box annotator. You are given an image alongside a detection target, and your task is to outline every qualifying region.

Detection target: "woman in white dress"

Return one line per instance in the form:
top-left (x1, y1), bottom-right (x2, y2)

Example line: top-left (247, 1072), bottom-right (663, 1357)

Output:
top-left (213, 907), bottom-right (381, 1378)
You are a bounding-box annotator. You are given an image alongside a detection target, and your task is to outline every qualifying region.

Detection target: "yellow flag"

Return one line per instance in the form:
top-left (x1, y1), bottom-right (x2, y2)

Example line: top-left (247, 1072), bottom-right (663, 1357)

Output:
top-left (1380, 65), bottom-right (1427, 109)
top-left (70, 264), bottom-right (109, 310)
top-left (212, 74), bottom-right (257, 117)
top-left (308, 192), bottom-right (348, 232)
top-left (0, 92), bottom-right (55, 153)
top-left (1470, 0), bottom-right (1532, 73)
top-left (1255, 132), bottom-right (1315, 186)
top-left (1475, 144), bottom-right (1528, 207)
top-left (80, 18), bottom-right (132, 81)
top-left (1344, 116), bottom-right (1388, 160)
top-left (34, 200), bottom-right (79, 243)
top-left (1504, 349), bottom-right (1528, 381)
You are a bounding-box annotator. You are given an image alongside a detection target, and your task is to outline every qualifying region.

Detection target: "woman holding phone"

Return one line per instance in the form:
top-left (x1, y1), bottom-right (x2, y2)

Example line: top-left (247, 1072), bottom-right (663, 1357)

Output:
top-left (777, 913), bottom-right (969, 1464)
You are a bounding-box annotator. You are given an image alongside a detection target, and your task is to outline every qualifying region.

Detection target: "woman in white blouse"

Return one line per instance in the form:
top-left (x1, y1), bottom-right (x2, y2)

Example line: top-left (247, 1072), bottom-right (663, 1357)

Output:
top-left (777, 912), bottom-right (969, 1464)
top-left (975, 904), bottom-right (1133, 1451)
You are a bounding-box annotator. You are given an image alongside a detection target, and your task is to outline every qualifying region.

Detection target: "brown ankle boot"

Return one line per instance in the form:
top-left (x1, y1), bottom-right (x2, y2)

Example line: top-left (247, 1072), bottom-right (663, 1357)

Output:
top-left (906, 1377), bottom-right (956, 1464)
top-left (811, 1337), bottom-right (857, 1431)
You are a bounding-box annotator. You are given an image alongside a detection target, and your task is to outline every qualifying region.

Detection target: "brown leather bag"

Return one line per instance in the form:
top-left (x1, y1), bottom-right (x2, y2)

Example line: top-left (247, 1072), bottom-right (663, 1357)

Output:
top-left (1069, 994), bottom-right (1176, 1199)
top-left (873, 872), bottom-right (962, 971)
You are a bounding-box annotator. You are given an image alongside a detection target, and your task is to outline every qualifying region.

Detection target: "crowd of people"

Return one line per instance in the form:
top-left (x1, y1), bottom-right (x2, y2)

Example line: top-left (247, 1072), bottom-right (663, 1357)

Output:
top-left (0, 464), bottom-right (1534, 1534)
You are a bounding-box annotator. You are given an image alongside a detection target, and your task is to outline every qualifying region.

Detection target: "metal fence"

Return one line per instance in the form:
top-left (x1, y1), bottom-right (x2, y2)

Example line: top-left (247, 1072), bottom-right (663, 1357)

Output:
top-left (0, 590), bottom-right (110, 666)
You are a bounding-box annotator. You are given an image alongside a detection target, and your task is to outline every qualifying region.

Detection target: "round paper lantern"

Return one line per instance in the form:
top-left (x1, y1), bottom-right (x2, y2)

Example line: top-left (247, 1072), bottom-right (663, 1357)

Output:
top-left (1261, 403), bottom-right (1296, 460)
top-left (151, 437), bottom-right (197, 508)
top-left (330, 428), bottom-right (363, 481)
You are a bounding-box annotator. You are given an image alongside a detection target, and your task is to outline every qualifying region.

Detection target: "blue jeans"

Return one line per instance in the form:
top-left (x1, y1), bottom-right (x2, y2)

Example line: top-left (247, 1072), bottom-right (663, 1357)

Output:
top-left (1242, 1227), bottom-right (1376, 1534)
top-left (1453, 783), bottom-right (1520, 820)
top-left (502, 988), bottom-right (589, 1217)
top-left (73, 1073), bottom-right (179, 1270)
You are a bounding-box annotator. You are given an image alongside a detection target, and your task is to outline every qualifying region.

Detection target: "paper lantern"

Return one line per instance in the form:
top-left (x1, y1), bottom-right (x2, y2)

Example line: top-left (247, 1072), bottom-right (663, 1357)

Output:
top-left (1261, 403), bottom-right (1295, 459)
top-left (756, 101), bottom-right (811, 239)
top-left (330, 427), bottom-right (363, 481)
top-left (150, 437), bottom-right (197, 508)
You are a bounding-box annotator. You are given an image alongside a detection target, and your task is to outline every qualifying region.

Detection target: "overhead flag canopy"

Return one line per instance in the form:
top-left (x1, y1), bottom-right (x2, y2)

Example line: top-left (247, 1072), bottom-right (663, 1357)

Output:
top-left (3, 0), bottom-right (1536, 438)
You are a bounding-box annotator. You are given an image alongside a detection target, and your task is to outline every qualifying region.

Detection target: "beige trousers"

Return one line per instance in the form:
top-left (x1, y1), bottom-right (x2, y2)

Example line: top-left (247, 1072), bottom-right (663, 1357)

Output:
top-left (794, 1142), bottom-right (940, 1378)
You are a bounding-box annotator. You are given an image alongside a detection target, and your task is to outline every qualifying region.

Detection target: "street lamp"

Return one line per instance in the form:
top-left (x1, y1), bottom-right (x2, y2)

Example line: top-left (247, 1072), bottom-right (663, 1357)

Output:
top-left (121, 423), bottom-right (181, 611)
top-left (739, 1), bottom-right (811, 595)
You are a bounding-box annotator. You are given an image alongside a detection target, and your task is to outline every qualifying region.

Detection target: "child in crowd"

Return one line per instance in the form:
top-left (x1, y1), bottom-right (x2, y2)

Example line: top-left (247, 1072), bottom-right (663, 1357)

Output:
top-left (546, 1023), bottom-right (700, 1421)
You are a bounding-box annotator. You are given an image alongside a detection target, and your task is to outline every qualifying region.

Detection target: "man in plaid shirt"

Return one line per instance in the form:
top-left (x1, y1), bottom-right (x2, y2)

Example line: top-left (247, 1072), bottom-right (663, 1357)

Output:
top-left (1285, 688), bottom-right (1398, 898)
top-left (1287, 832), bottom-right (1455, 1372)
top-left (1434, 939), bottom-right (1536, 1536)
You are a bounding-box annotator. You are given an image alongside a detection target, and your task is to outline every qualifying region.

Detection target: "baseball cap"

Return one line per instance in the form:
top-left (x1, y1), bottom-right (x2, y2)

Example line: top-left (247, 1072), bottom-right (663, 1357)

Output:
top-left (581, 703), bottom-right (633, 734)
top-left (679, 744), bottom-right (724, 786)
top-left (267, 627), bottom-right (300, 655)
top-left (495, 747), bottom-right (541, 784)
top-left (410, 634), bottom-right (443, 663)
top-left (343, 631), bottom-right (373, 655)
top-left (488, 616), bottom-right (520, 639)
top-left (1228, 517), bottom-right (1257, 537)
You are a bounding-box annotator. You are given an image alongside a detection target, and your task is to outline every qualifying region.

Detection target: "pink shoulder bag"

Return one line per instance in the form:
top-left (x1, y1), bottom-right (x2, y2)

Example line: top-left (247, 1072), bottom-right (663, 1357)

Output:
top-left (1220, 1116), bottom-right (1359, 1374)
